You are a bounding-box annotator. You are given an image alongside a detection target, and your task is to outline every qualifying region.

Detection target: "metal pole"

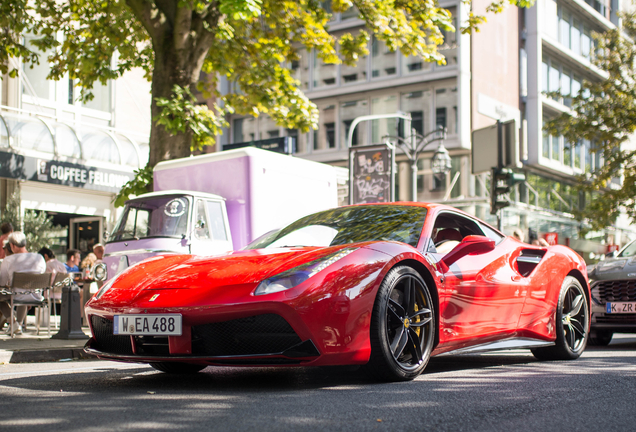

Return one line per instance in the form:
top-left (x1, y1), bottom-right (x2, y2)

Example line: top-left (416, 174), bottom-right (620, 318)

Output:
top-left (496, 120), bottom-right (503, 231)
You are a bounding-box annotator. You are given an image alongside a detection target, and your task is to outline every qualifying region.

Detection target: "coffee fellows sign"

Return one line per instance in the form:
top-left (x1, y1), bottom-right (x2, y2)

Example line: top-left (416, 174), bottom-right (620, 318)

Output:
top-left (0, 151), bottom-right (133, 193)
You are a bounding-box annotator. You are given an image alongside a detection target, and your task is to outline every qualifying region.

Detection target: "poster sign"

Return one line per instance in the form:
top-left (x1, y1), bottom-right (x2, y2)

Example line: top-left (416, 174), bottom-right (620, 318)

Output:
top-left (543, 232), bottom-right (559, 246)
top-left (349, 144), bottom-right (394, 204)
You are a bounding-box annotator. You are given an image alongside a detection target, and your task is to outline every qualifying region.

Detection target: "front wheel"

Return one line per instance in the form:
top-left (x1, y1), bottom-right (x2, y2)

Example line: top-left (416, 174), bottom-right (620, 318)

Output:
top-left (150, 362), bottom-right (207, 374)
top-left (364, 266), bottom-right (435, 381)
top-left (532, 276), bottom-right (589, 360)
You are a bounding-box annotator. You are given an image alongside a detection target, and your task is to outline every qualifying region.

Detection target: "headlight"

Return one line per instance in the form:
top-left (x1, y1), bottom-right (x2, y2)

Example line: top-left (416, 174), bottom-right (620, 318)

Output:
top-left (93, 263), bottom-right (107, 281)
top-left (255, 248), bottom-right (356, 296)
top-left (94, 277), bottom-right (117, 300)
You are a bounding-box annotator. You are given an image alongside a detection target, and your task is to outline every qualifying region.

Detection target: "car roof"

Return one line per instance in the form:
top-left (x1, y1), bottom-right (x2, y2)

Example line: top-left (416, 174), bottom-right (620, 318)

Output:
top-left (127, 189), bottom-right (225, 202)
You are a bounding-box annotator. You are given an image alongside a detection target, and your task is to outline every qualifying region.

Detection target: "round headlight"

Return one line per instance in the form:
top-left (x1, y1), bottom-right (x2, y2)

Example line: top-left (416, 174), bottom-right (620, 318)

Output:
top-left (93, 263), bottom-right (108, 281)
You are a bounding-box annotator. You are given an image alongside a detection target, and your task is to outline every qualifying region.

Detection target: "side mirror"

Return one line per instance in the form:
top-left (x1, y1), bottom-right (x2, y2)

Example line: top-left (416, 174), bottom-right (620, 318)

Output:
top-left (605, 250), bottom-right (618, 259)
top-left (438, 235), bottom-right (495, 273)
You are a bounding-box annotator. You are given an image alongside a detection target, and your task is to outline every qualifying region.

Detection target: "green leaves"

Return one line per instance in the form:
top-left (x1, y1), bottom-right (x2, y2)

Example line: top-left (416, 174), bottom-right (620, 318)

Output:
top-left (114, 165), bottom-right (154, 208)
top-left (219, 0), bottom-right (262, 20)
top-left (155, 85), bottom-right (229, 151)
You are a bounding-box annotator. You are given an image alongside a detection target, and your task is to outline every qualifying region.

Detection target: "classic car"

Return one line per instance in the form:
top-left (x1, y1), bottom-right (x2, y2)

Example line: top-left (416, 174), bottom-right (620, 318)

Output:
top-left (85, 202), bottom-right (590, 381)
top-left (588, 239), bottom-right (636, 345)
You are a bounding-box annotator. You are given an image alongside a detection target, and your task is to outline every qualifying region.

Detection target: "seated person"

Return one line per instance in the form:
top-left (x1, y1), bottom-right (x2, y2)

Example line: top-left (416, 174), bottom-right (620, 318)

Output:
top-left (434, 228), bottom-right (463, 254)
top-left (38, 247), bottom-right (67, 274)
top-left (0, 232), bottom-right (46, 335)
top-left (64, 248), bottom-right (80, 273)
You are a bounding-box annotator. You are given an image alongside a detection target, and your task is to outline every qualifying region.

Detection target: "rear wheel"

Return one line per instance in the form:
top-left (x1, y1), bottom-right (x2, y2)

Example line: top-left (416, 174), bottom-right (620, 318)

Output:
top-left (364, 266), bottom-right (435, 381)
top-left (588, 330), bottom-right (613, 346)
top-left (150, 362), bottom-right (207, 374)
top-left (532, 276), bottom-right (589, 360)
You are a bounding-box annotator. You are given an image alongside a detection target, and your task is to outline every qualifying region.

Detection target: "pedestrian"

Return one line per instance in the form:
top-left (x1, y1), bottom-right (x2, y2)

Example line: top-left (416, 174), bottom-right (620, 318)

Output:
top-left (0, 222), bottom-right (14, 260)
top-left (93, 243), bottom-right (104, 262)
top-left (64, 249), bottom-right (81, 273)
top-left (38, 247), bottom-right (67, 274)
top-left (0, 232), bottom-right (46, 335)
top-left (512, 228), bottom-right (525, 243)
top-left (80, 253), bottom-right (97, 279)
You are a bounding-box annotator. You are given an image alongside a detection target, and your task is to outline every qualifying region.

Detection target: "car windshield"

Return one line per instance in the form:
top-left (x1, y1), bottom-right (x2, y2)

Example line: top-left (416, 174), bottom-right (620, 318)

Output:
top-left (245, 205), bottom-right (427, 249)
top-left (109, 195), bottom-right (190, 242)
top-left (618, 240), bottom-right (636, 258)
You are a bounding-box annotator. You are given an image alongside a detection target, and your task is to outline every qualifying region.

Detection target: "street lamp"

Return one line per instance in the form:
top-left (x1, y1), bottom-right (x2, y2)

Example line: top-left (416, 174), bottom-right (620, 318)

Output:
top-left (384, 127), bottom-right (450, 202)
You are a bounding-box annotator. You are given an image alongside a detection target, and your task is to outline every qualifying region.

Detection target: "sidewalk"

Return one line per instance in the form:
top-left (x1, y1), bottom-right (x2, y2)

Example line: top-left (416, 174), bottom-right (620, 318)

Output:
top-left (0, 317), bottom-right (95, 364)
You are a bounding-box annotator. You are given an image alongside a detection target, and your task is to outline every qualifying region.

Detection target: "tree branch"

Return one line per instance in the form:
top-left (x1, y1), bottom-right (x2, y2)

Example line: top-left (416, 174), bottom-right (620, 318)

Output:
top-left (125, 0), bottom-right (170, 46)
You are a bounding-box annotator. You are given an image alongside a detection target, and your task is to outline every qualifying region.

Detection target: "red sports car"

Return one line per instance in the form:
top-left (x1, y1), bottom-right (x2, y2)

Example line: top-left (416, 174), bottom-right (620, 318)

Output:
top-left (85, 203), bottom-right (590, 381)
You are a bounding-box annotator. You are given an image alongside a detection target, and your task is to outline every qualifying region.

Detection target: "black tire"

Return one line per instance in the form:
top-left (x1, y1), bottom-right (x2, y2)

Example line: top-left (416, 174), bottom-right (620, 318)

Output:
top-left (588, 330), bottom-right (613, 346)
top-left (363, 266), bottom-right (435, 381)
top-left (532, 276), bottom-right (589, 360)
top-left (150, 362), bottom-right (207, 374)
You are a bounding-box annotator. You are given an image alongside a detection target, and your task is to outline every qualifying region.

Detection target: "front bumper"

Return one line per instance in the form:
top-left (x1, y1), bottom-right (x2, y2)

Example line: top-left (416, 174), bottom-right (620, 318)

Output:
top-left (85, 312), bottom-right (322, 366)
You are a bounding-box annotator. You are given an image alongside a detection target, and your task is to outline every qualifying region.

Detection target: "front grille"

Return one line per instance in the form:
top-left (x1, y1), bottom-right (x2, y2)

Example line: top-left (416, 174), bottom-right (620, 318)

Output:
top-left (595, 314), bottom-right (636, 324)
top-left (90, 316), bottom-right (133, 355)
top-left (191, 314), bottom-right (302, 356)
top-left (134, 336), bottom-right (170, 356)
top-left (592, 280), bottom-right (636, 302)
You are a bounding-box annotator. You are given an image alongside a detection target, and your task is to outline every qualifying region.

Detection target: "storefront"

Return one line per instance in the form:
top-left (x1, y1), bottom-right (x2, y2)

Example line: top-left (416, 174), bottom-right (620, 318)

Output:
top-left (0, 109), bottom-right (142, 261)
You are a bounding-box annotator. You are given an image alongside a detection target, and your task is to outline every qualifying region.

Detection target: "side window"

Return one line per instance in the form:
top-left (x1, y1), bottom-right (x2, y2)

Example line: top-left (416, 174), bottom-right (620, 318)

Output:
top-left (206, 200), bottom-right (228, 241)
top-left (428, 212), bottom-right (486, 253)
top-left (478, 222), bottom-right (505, 244)
top-left (194, 200), bottom-right (210, 240)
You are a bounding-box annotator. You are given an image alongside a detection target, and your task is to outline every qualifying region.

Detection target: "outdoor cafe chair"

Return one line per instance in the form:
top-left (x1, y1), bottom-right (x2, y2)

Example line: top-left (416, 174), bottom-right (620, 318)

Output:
top-left (49, 272), bottom-right (73, 329)
top-left (8, 272), bottom-right (53, 338)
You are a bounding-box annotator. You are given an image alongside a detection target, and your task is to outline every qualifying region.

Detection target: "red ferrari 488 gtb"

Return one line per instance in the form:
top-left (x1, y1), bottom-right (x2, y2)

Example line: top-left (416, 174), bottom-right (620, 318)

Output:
top-left (85, 203), bottom-right (590, 381)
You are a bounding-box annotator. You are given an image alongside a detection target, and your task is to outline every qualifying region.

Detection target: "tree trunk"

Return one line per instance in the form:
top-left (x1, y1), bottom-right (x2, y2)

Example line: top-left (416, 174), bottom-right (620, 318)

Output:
top-left (148, 45), bottom-right (196, 170)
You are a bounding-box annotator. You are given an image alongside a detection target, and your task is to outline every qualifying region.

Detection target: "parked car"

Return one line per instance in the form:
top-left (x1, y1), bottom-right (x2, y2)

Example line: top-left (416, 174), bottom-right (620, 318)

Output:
top-left (85, 202), bottom-right (590, 381)
top-left (587, 239), bottom-right (636, 345)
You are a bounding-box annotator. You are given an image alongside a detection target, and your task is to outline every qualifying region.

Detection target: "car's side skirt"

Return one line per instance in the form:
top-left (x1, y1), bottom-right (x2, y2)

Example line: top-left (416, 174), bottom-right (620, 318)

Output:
top-left (436, 338), bottom-right (555, 356)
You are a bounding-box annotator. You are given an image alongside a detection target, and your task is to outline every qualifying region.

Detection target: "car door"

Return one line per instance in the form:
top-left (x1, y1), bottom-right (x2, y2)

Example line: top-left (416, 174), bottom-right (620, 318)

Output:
top-left (427, 212), bottom-right (527, 348)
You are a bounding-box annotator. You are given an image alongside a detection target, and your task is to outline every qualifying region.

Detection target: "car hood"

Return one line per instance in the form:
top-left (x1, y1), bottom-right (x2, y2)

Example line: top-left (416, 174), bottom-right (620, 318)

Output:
top-left (591, 256), bottom-right (636, 281)
top-left (108, 245), bottom-right (352, 291)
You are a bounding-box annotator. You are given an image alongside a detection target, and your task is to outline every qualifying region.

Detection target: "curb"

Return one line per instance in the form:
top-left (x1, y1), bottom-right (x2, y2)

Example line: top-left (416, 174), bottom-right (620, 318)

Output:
top-left (8, 348), bottom-right (97, 364)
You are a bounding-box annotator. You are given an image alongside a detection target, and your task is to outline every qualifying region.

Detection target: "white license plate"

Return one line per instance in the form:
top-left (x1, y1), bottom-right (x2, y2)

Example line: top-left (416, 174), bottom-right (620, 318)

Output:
top-left (606, 302), bottom-right (636, 314)
top-left (113, 314), bottom-right (182, 335)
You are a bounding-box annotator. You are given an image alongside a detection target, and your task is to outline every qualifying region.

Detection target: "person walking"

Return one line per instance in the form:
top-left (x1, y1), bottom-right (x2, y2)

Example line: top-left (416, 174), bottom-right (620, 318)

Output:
top-left (0, 232), bottom-right (46, 335)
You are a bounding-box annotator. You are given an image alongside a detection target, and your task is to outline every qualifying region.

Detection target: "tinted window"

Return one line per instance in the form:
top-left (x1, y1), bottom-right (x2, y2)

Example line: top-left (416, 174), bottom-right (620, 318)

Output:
top-left (618, 240), bottom-right (636, 258)
top-left (245, 205), bottom-right (427, 249)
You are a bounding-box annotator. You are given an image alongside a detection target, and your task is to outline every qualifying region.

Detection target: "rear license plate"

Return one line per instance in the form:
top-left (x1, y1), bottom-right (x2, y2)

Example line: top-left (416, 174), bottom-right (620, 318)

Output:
top-left (113, 314), bottom-right (182, 335)
top-left (606, 302), bottom-right (636, 314)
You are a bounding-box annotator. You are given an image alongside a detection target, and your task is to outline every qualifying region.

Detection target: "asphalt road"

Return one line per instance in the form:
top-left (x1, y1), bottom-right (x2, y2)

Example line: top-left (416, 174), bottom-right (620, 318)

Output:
top-left (2, 335), bottom-right (636, 432)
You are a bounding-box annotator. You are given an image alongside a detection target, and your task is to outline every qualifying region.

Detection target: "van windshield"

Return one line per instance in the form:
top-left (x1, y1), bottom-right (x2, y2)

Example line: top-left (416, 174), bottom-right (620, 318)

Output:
top-left (109, 195), bottom-right (190, 242)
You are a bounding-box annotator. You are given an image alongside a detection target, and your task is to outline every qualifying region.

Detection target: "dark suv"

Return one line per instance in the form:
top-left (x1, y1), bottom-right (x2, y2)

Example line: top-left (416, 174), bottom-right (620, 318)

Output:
top-left (588, 240), bottom-right (636, 345)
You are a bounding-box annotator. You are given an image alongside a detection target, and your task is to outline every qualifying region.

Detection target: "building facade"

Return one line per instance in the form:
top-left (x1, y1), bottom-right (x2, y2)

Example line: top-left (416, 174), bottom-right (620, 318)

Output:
top-left (0, 37), bottom-right (151, 261)
top-left (220, 0), bottom-right (633, 262)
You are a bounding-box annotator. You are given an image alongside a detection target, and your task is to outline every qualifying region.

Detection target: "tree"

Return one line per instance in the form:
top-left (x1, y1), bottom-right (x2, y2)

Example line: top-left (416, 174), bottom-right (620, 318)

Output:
top-left (1, 190), bottom-right (60, 252)
top-left (3, 0), bottom-right (533, 199)
top-left (545, 8), bottom-right (636, 231)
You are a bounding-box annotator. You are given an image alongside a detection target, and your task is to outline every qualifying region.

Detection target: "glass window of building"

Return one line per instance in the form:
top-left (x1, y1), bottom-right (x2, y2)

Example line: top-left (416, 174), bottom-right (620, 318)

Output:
top-left (341, 5), bottom-right (359, 20)
top-left (401, 54), bottom-right (433, 74)
top-left (549, 61), bottom-right (560, 101)
top-left (371, 36), bottom-right (397, 78)
top-left (233, 117), bottom-right (257, 143)
top-left (341, 100), bottom-right (368, 146)
top-left (290, 48), bottom-right (310, 91)
top-left (559, 8), bottom-right (571, 48)
top-left (82, 80), bottom-right (111, 112)
top-left (542, 120), bottom-right (550, 158)
top-left (260, 115), bottom-right (279, 139)
top-left (564, 139), bottom-right (572, 166)
top-left (581, 29), bottom-right (591, 58)
top-left (371, 95), bottom-right (398, 144)
top-left (543, 0), bottom-right (559, 40)
top-left (562, 70), bottom-right (572, 107)
top-left (542, 60), bottom-right (549, 93)
top-left (401, 89), bottom-right (432, 136)
top-left (314, 104), bottom-right (336, 150)
top-left (435, 87), bottom-right (457, 134)
top-left (340, 31), bottom-right (368, 84)
top-left (22, 35), bottom-right (54, 101)
top-left (313, 50), bottom-right (337, 88)
top-left (552, 133), bottom-right (559, 161)
top-left (571, 20), bottom-right (581, 55)
top-left (438, 7), bottom-right (458, 67)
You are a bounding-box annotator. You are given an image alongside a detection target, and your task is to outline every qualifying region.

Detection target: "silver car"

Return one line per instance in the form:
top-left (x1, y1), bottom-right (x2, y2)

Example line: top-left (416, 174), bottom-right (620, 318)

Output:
top-left (588, 240), bottom-right (636, 345)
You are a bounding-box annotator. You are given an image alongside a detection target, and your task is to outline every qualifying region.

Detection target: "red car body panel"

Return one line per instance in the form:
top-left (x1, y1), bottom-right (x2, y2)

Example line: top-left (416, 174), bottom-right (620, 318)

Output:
top-left (85, 202), bottom-right (590, 367)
